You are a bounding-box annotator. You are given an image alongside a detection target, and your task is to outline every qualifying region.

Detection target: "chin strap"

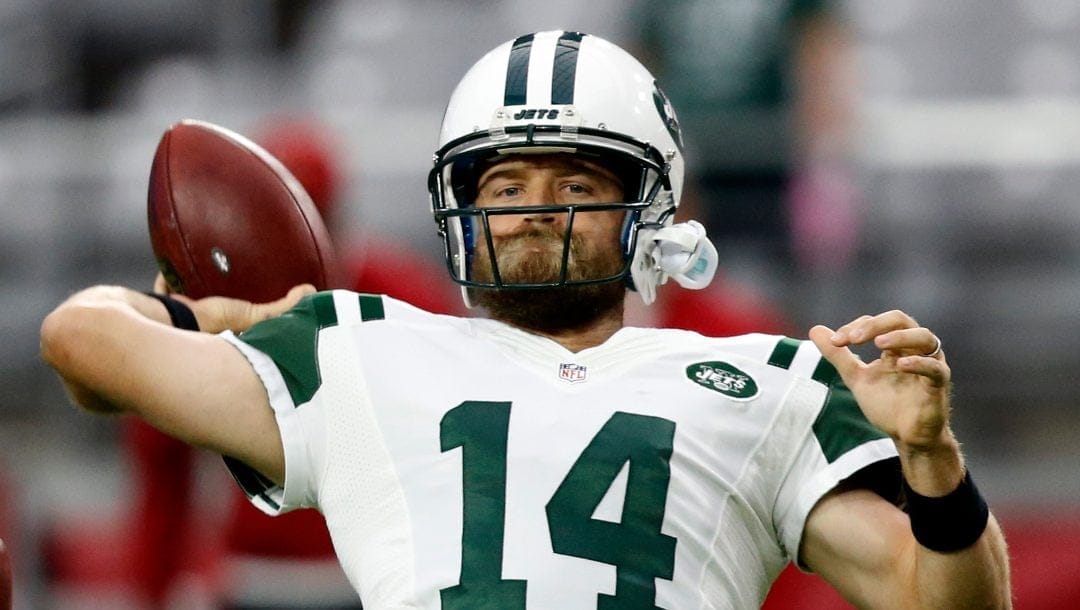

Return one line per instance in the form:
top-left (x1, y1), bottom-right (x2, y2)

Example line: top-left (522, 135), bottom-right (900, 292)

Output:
top-left (630, 220), bottom-right (719, 305)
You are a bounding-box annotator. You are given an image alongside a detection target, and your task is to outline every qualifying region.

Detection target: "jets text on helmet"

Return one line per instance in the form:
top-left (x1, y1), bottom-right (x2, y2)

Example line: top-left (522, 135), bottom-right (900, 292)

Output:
top-left (512, 108), bottom-right (560, 121)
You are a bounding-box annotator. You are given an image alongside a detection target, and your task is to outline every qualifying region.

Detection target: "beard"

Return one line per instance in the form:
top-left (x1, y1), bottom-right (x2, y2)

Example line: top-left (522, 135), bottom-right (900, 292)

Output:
top-left (470, 224), bottom-right (626, 334)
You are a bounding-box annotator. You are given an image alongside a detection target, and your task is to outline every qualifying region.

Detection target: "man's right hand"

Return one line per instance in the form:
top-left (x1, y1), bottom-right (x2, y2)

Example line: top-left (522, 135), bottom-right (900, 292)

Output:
top-left (151, 272), bottom-right (315, 334)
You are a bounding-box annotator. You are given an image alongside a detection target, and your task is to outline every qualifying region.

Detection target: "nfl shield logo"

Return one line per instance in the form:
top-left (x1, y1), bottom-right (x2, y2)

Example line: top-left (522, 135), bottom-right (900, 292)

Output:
top-left (558, 363), bottom-right (588, 383)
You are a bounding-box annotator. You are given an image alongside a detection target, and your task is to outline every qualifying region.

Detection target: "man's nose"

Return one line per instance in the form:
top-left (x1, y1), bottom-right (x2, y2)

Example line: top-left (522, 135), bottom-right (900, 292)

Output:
top-left (520, 184), bottom-right (560, 224)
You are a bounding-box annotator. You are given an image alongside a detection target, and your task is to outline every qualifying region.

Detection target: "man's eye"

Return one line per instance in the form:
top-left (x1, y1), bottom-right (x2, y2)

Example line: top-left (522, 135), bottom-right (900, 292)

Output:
top-left (564, 183), bottom-right (589, 194)
top-left (496, 186), bottom-right (521, 198)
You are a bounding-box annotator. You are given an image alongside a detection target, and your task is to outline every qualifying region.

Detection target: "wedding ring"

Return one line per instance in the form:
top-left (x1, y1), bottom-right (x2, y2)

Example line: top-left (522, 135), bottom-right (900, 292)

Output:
top-left (925, 334), bottom-right (942, 358)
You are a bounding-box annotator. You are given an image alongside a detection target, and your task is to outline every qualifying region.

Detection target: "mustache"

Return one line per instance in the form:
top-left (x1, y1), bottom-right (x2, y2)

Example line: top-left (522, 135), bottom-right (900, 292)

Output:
top-left (493, 224), bottom-right (568, 245)
top-left (483, 225), bottom-right (573, 261)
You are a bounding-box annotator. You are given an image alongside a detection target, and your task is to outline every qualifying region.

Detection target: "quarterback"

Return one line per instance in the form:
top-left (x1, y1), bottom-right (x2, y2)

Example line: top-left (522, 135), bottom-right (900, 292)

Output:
top-left (42, 32), bottom-right (1009, 608)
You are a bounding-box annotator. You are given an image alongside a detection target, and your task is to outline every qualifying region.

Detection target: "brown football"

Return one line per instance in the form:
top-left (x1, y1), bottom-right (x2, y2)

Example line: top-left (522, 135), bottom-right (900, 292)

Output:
top-left (147, 119), bottom-right (339, 302)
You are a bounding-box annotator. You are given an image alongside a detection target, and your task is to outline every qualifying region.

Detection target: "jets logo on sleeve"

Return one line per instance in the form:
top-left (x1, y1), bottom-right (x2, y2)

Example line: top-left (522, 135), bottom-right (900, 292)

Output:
top-left (685, 361), bottom-right (758, 400)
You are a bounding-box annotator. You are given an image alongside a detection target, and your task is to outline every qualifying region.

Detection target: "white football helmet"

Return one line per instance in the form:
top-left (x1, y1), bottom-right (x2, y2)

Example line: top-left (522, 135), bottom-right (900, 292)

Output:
top-left (428, 31), bottom-right (689, 306)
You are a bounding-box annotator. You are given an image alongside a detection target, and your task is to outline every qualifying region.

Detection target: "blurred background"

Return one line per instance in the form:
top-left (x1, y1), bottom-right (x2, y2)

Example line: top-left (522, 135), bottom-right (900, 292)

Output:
top-left (1, 0), bottom-right (1079, 608)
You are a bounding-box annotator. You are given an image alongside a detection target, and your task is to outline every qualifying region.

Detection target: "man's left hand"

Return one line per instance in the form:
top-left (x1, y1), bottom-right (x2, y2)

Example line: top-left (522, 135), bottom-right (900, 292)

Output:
top-left (809, 310), bottom-right (951, 452)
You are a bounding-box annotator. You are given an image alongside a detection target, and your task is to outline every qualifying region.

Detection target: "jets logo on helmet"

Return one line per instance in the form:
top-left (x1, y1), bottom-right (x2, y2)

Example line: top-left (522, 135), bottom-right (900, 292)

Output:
top-left (428, 31), bottom-right (688, 307)
top-left (512, 108), bottom-right (560, 121)
top-left (653, 81), bottom-right (684, 151)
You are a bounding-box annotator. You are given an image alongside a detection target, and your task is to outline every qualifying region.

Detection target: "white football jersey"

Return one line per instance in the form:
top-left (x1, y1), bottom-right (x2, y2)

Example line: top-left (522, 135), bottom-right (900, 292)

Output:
top-left (221, 291), bottom-right (897, 610)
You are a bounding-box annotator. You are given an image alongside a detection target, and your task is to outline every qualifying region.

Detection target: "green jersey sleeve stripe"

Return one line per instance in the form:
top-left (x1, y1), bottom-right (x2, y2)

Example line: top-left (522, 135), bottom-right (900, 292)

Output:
top-left (812, 383), bottom-right (889, 463)
top-left (767, 337), bottom-right (802, 369)
top-left (810, 358), bottom-right (840, 386)
top-left (239, 292), bottom-right (339, 406)
top-left (315, 289), bottom-right (339, 324)
top-left (222, 455), bottom-right (281, 511)
top-left (809, 358), bottom-right (888, 463)
top-left (358, 294), bottom-right (385, 321)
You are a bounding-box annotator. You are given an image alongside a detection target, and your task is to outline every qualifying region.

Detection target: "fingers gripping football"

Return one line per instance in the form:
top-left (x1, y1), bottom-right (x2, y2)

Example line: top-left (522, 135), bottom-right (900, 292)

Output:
top-left (165, 283), bottom-right (316, 335)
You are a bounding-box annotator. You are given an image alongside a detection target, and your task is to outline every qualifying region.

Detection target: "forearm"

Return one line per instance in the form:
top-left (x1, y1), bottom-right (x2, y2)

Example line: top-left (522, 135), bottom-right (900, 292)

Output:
top-left (898, 432), bottom-right (965, 498)
top-left (911, 515), bottom-right (1010, 609)
top-left (898, 438), bottom-right (1011, 608)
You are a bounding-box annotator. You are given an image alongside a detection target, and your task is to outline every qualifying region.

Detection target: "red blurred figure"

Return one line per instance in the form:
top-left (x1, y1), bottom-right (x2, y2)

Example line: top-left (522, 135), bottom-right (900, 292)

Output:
top-left (0, 538), bottom-right (11, 610)
top-left (255, 119), bottom-right (341, 224)
top-left (626, 276), bottom-right (790, 339)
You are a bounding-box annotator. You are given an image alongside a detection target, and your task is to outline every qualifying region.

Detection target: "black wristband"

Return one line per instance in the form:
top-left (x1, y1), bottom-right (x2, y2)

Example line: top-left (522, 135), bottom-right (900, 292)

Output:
top-left (903, 470), bottom-right (989, 553)
top-left (143, 292), bottom-right (200, 331)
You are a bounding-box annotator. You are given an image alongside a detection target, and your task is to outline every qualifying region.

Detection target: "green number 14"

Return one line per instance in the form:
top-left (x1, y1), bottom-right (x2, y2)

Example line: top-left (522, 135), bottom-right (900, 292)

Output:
top-left (440, 401), bottom-right (676, 609)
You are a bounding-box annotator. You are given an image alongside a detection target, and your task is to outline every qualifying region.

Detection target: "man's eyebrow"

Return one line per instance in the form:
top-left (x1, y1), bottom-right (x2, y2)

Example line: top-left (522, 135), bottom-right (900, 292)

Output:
top-left (564, 164), bottom-right (623, 188)
top-left (477, 167), bottom-right (526, 189)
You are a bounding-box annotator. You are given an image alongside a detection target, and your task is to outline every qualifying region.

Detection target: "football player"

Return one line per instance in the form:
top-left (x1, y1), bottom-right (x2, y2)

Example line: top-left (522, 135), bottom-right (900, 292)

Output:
top-left (42, 31), bottom-right (1009, 608)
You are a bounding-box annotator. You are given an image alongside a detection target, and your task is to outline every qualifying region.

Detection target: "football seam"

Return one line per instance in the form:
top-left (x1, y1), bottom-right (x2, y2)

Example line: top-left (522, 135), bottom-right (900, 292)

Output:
top-left (165, 128), bottom-right (209, 297)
